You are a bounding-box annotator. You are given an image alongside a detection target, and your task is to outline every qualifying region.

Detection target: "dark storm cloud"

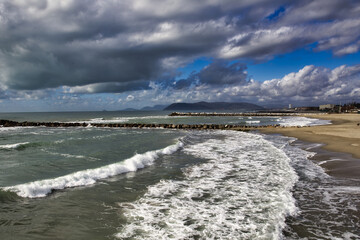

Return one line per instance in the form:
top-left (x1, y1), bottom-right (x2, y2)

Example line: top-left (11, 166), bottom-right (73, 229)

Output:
top-left (219, 0), bottom-right (360, 59)
top-left (65, 81), bottom-right (151, 94)
top-left (1, 0), bottom-right (248, 92)
top-left (280, 0), bottom-right (359, 24)
top-left (197, 61), bottom-right (248, 85)
top-left (173, 61), bottom-right (248, 89)
top-left (0, 0), bottom-right (359, 97)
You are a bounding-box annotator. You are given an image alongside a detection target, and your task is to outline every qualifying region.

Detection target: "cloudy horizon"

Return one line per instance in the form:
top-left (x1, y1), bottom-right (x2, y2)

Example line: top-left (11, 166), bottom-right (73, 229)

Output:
top-left (0, 0), bottom-right (359, 112)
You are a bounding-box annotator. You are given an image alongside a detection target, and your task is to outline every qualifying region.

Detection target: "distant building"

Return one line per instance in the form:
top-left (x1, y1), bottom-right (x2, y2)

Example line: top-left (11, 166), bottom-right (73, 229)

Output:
top-left (342, 102), bottom-right (360, 113)
top-left (349, 109), bottom-right (359, 113)
top-left (295, 106), bottom-right (319, 112)
top-left (319, 104), bottom-right (335, 111)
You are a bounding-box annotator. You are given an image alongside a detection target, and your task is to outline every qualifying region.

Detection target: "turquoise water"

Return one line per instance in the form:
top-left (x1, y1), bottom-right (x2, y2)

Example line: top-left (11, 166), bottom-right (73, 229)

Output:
top-left (0, 112), bottom-right (358, 239)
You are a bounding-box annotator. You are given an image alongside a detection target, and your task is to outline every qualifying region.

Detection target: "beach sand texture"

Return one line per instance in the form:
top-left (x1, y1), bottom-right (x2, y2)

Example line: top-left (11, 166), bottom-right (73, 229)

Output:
top-left (261, 114), bottom-right (360, 179)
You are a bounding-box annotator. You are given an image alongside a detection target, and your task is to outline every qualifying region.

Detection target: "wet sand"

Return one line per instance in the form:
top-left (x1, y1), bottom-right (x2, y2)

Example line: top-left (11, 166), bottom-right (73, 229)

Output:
top-left (260, 114), bottom-right (360, 179)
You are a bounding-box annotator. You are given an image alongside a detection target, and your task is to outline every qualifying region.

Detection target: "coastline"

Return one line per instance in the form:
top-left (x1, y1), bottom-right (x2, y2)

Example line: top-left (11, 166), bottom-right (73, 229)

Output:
top-left (260, 113), bottom-right (360, 179)
top-left (1, 112), bottom-right (359, 239)
top-left (1, 113), bottom-right (359, 180)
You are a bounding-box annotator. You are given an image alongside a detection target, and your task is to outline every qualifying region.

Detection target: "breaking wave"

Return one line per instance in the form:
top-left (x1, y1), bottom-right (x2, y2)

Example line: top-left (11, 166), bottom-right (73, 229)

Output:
top-left (117, 131), bottom-right (298, 239)
top-left (3, 140), bottom-right (183, 198)
top-left (277, 116), bottom-right (331, 127)
top-left (0, 142), bottom-right (31, 150)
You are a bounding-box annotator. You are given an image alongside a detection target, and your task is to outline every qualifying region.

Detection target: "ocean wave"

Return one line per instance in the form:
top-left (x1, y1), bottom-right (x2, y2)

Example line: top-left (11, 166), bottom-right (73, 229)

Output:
top-left (3, 140), bottom-right (183, 198)
top-left (263, 133), bottom-right (360, 239)
top-left (0, 189), bottom-right (19, 203)
top-left (246, 120), bottom-right (260, 124)
top-left (116, 131), bottom-right (298, 239)
top-left (0, 126), bottom-right (34, 132)
top-left (278, 116), bottom-right (331, 127)
top-left (0, 142), bottom-right (30, 150)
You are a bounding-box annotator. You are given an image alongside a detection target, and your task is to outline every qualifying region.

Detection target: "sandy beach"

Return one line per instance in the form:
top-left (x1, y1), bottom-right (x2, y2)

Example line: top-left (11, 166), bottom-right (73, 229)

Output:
top-left (260, 113), bottom-right (360, 179)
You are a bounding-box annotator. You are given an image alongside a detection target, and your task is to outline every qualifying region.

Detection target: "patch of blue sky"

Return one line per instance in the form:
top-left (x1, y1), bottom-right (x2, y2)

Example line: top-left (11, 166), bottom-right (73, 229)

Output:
top-left (266, 6), bottom-right (286, 21)
top-left (247, 46), bottom-right (360, 82)
top-left (175, 57), bottom-right (212, 80)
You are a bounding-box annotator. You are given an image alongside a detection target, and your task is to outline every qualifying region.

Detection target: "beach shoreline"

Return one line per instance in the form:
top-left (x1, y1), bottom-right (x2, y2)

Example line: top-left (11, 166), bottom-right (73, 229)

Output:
top-left (260, 113), bottom-right (360, 179)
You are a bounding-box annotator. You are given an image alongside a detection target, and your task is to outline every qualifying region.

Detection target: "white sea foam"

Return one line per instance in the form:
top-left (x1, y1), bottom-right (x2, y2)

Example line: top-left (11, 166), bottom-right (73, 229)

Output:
top-left (278, 116), bottom-right (331, 127)
top-left (318, 158), bottom-right (345, 166)
top-left (0, 142), bottom-right (30, 150)
top-left (3, 140), bottom-right (183, 198)
top-left (68, 115), bottom-right (180, 124)
top-left (60, 153), bottom-right (87, 159)
top-left (87, 117), bottom-right (128, 124)
top-left (0, 126), bottom-right (34, 132)
top-left (262, 134), bottom-right (360, 239)
top-left (246, 120), bottom-right (260, 124)
top-left (116, 131), bottom-right (298, 239)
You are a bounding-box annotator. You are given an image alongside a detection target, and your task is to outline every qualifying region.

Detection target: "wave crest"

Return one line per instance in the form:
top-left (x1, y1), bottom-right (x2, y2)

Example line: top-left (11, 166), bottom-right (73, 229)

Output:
top-left (0, 142), bottom-right (30, 150)
top-left (3, 140), bottom-right (183, 198)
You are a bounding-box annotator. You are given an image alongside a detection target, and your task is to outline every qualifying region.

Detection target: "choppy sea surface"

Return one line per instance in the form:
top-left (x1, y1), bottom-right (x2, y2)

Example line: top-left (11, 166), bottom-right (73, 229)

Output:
top-left (0, 111), bottom-right (358, 240)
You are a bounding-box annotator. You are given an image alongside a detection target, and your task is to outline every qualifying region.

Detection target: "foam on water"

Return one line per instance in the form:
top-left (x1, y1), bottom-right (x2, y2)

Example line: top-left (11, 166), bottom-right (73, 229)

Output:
top-left (246, 120), bottom-right (261, 124)
top-left (277, 116), bottom-right (331, 127)
top-left (69, 115), bottom-right (179, 124)
top-left (0, 126), bottom-right (34, 132)
top-left (262, 134), bottom-right (360, 239)
top-left (117, 131), bottom-right (298, 239)
top-left (3, 140), bottom-right (183, 198)
top-left (0, 142), bottom-right (30, 150)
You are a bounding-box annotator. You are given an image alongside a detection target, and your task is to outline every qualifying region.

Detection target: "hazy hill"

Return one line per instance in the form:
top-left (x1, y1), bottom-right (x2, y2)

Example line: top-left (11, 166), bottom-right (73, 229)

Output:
top-left (141, 105), bottom-right (168, 111)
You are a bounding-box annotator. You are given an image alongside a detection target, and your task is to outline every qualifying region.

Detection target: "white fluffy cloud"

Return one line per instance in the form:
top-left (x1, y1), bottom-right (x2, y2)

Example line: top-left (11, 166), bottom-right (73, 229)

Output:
top-left (216, 64), bottom-right (360, 105)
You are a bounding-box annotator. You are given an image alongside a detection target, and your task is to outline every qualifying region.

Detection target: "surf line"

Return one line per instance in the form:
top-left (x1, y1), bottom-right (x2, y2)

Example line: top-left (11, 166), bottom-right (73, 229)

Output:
top-left (3, 140), bottom-right (184, 198)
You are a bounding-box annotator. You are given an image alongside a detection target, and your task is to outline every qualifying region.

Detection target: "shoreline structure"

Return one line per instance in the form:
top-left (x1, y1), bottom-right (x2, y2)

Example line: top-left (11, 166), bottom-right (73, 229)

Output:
top-left (0, 115), bottom-right (304, 131)
top-left (168, 112), bottom-right (317, 116)
top-left (0, 112), bottom-right (324, 130)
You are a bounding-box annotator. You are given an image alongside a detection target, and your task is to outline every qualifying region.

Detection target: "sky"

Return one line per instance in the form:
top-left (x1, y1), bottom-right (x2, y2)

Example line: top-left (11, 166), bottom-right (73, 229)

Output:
top-left (0, 0), bottom-right (360, 112)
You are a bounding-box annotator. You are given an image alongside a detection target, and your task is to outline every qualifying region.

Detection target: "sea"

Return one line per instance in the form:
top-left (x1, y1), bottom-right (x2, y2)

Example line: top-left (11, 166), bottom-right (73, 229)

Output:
top-left (0, 111), bottom-right (359, 240)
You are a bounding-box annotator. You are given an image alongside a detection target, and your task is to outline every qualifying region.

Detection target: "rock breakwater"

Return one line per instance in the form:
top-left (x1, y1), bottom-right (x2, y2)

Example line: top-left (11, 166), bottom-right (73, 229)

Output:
top-left (169, 112), bottom-right (303, 117)
top-left (0, 119), bottom-right (297, 131)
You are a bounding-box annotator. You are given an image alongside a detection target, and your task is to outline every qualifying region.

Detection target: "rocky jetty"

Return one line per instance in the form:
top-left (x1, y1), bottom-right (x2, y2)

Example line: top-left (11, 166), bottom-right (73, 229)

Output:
top-left (0, 119), bottom-right (298, 131)
top-left (169, 112), bottom-right (303, 117)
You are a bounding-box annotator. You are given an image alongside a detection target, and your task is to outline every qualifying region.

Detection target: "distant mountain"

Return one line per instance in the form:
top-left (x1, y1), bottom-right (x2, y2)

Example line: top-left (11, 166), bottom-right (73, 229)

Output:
top-left (121, 108), bottom-right (138, 111)
top-left (141, 104), bottom-right (168, 111)
top-left (119, 104), bottom-right (168, 111)
top-left (163, 101), bottom-right (265, 111)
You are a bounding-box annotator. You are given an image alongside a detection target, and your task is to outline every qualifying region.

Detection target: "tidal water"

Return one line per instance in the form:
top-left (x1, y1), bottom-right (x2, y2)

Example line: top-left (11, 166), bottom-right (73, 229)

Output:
top-left (0, 111), bottom-right (358, 239)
